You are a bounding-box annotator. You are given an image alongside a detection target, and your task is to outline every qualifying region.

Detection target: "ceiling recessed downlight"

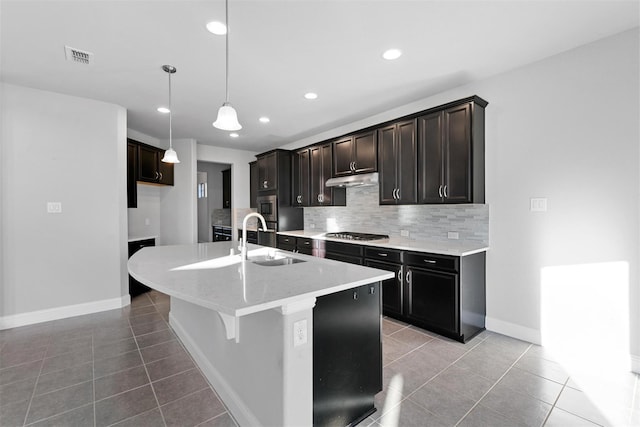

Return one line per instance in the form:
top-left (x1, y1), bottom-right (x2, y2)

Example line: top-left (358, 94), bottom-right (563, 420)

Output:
top-left (230, 132), bottom-right (239, 138)
top-left (304, 92), bottom-right (318, 100)
top-left (382, 49), bottom-right (402, 60)
top-left (259, 117), bottom-right (270, 123)
top-left (157, 107), bottom-right (170, 113)
top-left (206, 21), bottom-right (227, 35)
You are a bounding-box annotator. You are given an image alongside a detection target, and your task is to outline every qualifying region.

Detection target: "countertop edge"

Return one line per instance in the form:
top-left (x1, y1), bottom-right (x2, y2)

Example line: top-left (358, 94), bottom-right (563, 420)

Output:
top-left (276, 230), bottom-right (489, 257)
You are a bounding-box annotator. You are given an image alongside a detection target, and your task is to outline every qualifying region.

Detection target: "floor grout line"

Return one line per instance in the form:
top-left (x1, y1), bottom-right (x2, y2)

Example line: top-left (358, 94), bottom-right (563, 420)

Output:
top-left (20, 336), bottom-right (52, 427)
top-left (129, 294), bottom-right (168, 427)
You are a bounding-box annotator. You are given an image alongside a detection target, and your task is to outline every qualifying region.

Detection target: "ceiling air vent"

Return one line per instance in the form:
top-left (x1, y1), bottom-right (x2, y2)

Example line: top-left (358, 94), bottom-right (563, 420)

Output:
top-left (64, 45), bottom-right (93, 65)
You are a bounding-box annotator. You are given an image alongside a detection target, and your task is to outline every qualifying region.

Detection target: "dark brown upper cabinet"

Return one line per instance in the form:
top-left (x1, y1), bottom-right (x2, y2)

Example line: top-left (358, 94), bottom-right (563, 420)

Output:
top-left (378, 119), bottom-right (418, 205)
top-left (257, 151), bottom-right (277, 192)
top-left (222, 168), bottom-right (231, 209)
top-left (127, 141), bottom-right (138, 208)
top-left (293, 148), bottom-right (311, 207)
top-left (333, 130), bottom-right (377, 177)
top-left (249, 161), bottom-right (257, 208)
top-left (135, 141), bottom-right (174, 186)
top-left (310, 143), bottom-right (345, 206)
top-left (418, 98), bottom-right (486, 204)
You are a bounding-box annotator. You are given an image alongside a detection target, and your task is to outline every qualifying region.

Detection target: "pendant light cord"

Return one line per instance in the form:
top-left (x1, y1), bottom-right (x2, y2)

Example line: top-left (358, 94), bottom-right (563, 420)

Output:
top-left (168, 70), bottom-right (173, 148)
top-left (225, 0), bottom-right (229, 103)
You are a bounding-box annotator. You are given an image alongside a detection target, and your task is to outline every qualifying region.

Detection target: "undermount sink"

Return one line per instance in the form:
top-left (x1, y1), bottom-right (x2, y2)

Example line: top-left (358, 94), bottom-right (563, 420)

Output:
top-left (249, 254), bottom-right (306, 267)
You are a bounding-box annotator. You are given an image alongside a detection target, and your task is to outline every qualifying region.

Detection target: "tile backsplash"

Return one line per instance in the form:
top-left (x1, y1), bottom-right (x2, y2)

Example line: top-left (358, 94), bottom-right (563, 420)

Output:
top-left (303, 185), bottom-right (489, 244)
top-left (211, 209), bottom-right (231, 226)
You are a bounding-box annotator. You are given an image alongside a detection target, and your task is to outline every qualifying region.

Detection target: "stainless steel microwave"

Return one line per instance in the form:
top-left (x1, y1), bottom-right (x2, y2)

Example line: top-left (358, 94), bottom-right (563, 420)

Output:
top-left (256, 195), bottom-right (277, 223)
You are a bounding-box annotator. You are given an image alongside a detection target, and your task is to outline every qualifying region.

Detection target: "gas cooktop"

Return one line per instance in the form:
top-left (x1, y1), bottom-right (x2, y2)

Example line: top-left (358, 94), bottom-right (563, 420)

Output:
top-left (323, 232), bottom-right (389, 241)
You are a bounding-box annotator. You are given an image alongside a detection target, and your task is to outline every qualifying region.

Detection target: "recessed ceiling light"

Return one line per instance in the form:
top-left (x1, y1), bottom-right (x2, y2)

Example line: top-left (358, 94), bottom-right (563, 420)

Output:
top-left (382, 49), bottom-right (402, 60)
top-left (259, 117), bottom-right (270, 123)
top-left (230, 132), bottom-right (239, 138)
top-left (206, 21), bottom-right (227, 35)
top-left (157, 107), bottom-right (170, 113)
top-left (304, 92), bottom-right (318, 100)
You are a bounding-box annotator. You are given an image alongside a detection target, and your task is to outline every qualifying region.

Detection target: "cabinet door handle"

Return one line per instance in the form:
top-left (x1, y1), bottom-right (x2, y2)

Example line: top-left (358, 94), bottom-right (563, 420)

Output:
top-left (397, 266), bottom-right (403, 283)
top-left (396, 188), bottom-right (400, 200)
top-left (406, 271), bottom-right (412, 284)
top-left (155, 171), bottom-right (159, 180)
top-left (443, 185), bottom-right (448, 198)
top-left (263, 180), bottom-right (268, 188)
top-left (304, 241), bottom-right (310, 245)
top-left (392, 188), bottom-right (397, 200)
top-left (159, 172), bottom-right (163, 180)
top-left (423, 259), bottom-right (437, 264)
top-left (378, 253), bottom-right (388, 257)
top-left (438, 185), bottom-right (443, 198)
top-left (353, 291), bottom-right (358, 300)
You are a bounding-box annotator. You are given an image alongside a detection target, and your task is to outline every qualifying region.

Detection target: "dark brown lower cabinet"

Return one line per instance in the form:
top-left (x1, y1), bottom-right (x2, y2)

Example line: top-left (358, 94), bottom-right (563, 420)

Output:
top-left (365, 259), bottom-right (403, 319)
top-left (313, 282), bottom-right (382, 426)
top-left (128, 238), bottom-right (155, 296)
top-left (403, 251), bottom-right (485, 342)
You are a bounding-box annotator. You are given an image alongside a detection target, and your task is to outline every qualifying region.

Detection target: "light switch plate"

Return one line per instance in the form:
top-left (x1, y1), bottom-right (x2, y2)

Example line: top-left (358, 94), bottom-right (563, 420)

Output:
top-left (447, 231), bottom-right (459, 240)
top-left (400, 230), bottom-right (409, 237)
top-left (47, 202), bottom-right (62, 214)
top-left (530, 198), bottom-right (548, 212)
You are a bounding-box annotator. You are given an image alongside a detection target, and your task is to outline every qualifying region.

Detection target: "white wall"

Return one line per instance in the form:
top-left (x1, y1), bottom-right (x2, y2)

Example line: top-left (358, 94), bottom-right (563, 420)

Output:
top-left (0, 83), bottom-right (129, 325)
top-left (160, 138), bottom-right (197, 245)
top-left (282, 29), bottom-right (640, 365)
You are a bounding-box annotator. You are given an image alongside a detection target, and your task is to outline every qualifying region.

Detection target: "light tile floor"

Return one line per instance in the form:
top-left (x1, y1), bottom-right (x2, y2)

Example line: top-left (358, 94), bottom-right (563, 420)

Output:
top-left (0, 290), bottom-right (638, 427)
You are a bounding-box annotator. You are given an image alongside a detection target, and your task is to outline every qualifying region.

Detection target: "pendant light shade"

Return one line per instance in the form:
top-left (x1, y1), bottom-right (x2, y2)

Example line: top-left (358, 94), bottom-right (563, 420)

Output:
top-left (161, 64), bottom-right (180, 164)
top-left (161, 147), bottom-right (179, 163)
top-left (213, 0), bottom-right (242, 132)
top-left (213, 102), bottom-right (242, 131)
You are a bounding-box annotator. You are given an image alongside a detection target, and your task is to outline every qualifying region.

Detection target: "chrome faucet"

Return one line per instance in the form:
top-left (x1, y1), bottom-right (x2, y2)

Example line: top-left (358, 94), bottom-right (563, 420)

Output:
top-left (240, 212), bottom-right (268, 260)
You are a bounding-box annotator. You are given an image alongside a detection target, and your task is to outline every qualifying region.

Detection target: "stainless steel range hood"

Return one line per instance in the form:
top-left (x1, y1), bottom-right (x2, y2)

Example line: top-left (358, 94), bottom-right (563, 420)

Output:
top-left (325, 172), bottom-right (379, 188)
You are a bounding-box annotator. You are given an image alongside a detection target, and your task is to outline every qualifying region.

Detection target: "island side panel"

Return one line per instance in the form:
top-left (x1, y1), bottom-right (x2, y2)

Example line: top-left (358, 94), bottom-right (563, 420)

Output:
top-left (169, 298), bottom-right (314, 426)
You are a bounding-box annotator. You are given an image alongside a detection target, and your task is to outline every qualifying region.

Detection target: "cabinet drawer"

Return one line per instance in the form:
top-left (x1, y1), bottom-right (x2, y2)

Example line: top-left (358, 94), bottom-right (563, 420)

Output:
top-left (296, 237), bottom-right (314, 248)
top-left (325, 241), bottom-right (363, 257)
top-left (404, 252), bottom-right (459, 272)
top-left (364, 247), bottom-right (402, 263)
top-left (277, 235), bottom-right (296, 246)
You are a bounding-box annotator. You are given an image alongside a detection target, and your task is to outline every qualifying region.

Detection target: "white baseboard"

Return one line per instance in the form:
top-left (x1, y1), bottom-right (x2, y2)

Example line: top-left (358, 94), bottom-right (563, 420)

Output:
top-left (485, 316), bottom-right (542, 345)
top-left (0, 295), bottom-right (130, 330)
top-left (169, 313), bottom-right (260, 427)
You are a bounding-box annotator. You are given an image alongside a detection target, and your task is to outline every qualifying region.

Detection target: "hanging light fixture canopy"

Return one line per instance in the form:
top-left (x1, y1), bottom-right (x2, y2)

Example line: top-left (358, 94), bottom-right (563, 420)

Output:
top-left (213, 0), bottom-right (242, 131)
top-left (161, 64), bottom-right (180, 163)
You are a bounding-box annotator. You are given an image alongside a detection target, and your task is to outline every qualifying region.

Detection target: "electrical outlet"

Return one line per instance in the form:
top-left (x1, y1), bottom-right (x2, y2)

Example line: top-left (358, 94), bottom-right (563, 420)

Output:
top-left (47, 202), bottom-right (62, 214)
top-left (448, 231), bottom-right (459, 240)
top-left (310, 223), bottom-right (315, 229)
top-left (145, 218), bottom-right (150, 226)
top-left (400, 230), bottom-right (409, 237)
top-left (293, 319), bottom-right (307, 347)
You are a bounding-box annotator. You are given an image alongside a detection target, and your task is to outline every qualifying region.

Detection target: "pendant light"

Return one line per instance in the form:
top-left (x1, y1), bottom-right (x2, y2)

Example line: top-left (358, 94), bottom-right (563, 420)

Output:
top-left (161, 64), bottom-right (180, 163)
top-left (213, 0), bottom-right (242, 131)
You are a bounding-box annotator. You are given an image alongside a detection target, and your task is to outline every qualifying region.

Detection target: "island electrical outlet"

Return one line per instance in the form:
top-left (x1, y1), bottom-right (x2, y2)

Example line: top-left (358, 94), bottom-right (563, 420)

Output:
top-left (293, 319), bottom-right (307, 347)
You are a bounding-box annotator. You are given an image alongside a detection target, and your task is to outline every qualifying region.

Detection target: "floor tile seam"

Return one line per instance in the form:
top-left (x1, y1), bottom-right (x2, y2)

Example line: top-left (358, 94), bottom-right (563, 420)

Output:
top-left (22, 339), bottom-right (51, 427)
top-left (136, 336), bottom-right (176, 351)
top-left (92, 334), bottom-right (97, 427)
top-left (401, 392), bottom-right (468, 427)
top-left (193, 410), bottom-right (236, 427)
top-left (157, 383), bottom-right (212, 408)
top-left (548, 378), bottom-right (619, 427)
top-left (148, 366), bottom-right (201, 386)
top-left (103, 407), bottom-right (158, 427)
top-left (23, 402), bottom-right (95, 427)
top-left (509, 364), bottom-right (568, 388)
top-left (454, 342), bottom-right (534, 427)
top-left (128, 322), bottom-right (168, 427)
top-left (146, 365), bottom-right (195, 384)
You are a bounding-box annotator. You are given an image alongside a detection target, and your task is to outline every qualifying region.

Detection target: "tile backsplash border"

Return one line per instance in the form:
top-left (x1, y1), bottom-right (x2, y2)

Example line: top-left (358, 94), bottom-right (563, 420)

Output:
top-left (303, 185), bottom-right (489, 244)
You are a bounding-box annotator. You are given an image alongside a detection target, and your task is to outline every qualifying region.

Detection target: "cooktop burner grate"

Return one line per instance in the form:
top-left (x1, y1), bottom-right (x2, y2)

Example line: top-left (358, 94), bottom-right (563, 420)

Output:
top-left (324, 232), bottom-right (389, 241)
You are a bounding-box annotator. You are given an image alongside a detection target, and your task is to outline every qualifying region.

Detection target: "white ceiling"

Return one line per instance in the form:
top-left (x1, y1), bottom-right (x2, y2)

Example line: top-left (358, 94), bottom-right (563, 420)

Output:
top-left (1, 1), bottom-right (638, 153)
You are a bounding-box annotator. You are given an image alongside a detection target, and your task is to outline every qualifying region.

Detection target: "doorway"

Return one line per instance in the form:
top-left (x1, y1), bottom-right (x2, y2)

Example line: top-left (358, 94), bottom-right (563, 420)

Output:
top-left (197, 161), bottom-right (232, 243)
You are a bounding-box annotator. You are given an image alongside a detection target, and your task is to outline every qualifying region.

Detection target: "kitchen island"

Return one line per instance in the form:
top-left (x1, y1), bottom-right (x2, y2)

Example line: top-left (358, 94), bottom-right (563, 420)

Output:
top-left (128, 241), bottom-right (394, 427)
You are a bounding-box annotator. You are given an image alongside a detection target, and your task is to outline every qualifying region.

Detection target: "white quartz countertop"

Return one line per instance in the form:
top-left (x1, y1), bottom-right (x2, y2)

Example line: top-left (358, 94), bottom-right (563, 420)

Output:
top-left (128, 235), bottom-right (158, 243)
top-left (277, 230), bottom-right (489, 256)
top-left (128, 242), bottom-right (394, 318)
